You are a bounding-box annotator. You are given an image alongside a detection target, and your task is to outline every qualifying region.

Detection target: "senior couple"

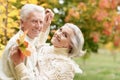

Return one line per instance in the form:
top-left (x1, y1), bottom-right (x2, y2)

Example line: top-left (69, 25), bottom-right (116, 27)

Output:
top-left (0, 4), bottom-right (85, 80)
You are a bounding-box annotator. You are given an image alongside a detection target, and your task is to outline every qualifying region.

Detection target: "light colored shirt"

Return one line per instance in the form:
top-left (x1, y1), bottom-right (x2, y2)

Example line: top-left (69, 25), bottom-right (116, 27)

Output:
top-left (0, 28), bottom-right (49, 80)
top-left (37, 45), bottom-right (83, 80)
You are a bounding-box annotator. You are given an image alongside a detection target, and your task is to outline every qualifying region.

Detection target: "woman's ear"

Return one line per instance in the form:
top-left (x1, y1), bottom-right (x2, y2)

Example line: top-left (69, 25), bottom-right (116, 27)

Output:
top-left (68, 46), bottom-right (72, 53)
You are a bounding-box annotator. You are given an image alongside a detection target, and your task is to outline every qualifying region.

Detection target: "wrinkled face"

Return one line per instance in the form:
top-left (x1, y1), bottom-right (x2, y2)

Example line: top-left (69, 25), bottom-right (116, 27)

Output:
top-left (21, 11), bottom-right (44, 39)
top-left (51, 25), bottom-right (74, 48)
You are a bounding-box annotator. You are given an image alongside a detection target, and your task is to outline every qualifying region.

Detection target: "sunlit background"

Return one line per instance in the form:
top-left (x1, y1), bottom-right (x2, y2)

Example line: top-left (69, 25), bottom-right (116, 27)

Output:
top-left (0, 0), bottom-right (120, 80)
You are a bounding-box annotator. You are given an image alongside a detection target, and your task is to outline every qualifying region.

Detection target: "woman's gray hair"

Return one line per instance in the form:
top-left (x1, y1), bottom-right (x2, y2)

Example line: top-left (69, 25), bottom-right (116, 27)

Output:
top-left (65, 23), bottom-right (85, 57)
top-left (20, 4), bottom-right (45, 21)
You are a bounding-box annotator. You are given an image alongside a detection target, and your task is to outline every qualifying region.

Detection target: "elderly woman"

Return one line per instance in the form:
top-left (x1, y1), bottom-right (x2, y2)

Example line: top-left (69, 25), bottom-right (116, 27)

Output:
top-left (37, 23), bottom-right (85, 80)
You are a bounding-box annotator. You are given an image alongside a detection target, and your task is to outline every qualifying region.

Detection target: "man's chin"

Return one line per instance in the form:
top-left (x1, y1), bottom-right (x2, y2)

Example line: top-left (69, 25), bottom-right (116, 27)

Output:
top-left (34, 33), bottom-right (39, 36)
top-left (29, 35), bottom-right (38, 39)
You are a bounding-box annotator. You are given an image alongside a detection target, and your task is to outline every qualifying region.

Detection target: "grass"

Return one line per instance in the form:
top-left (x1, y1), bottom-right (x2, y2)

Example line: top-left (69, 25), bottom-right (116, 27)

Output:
top-left (73, 49), bottom-right (120, 80)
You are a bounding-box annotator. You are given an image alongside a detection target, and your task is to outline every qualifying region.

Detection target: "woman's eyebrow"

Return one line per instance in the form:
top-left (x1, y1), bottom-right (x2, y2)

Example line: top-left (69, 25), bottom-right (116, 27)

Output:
top-left (64, 31), bottom-right (70, 37)
top-left (59, 28), bottom-right (62, 31)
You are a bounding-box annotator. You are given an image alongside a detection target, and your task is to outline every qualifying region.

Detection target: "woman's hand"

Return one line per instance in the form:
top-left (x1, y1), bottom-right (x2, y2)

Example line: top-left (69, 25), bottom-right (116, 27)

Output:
top-left (10, 46), bottom-right (25, 66)
top-left (42, 9), bottom-right (54, 32)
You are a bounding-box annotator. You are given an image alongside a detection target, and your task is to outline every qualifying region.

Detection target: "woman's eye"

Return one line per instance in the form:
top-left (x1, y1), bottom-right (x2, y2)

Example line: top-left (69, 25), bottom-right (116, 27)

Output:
top-left (59, 28), bottom-right (62, 31)
top-left (65, 34), bottom-right (67, 38)
top-left (31, 20), bottom-right (37, 24)
top-left (63, 33), bottom-right (67, 38)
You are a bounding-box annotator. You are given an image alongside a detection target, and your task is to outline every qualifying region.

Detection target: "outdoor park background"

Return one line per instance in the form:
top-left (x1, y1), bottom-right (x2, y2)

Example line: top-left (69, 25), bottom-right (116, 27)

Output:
top-left (0, 0), bottom-right (120, 80)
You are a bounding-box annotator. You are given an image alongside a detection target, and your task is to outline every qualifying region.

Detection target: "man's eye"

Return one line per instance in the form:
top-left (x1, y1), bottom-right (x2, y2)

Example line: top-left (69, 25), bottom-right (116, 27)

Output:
top-left (32, 20), bottom-right (37, 23)
top-left (31, 20), bottom-right (35, 23)
top-left (39, 21), bottom-right (43, 24)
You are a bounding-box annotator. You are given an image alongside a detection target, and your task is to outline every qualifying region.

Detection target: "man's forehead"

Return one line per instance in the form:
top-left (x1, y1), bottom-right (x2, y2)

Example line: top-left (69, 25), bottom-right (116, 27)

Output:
top-left (27, 12), bottom-right (44, 19)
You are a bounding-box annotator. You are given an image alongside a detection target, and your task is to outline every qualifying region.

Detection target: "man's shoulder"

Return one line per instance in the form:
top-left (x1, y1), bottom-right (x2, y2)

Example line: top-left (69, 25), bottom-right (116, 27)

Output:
top-left (4, 31), bottom-right (21, 50)
top-left (8, 30), bottom-right (22, 43)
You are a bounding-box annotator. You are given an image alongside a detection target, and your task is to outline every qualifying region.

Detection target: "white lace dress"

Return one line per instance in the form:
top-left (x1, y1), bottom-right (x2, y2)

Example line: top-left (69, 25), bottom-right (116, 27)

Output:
top-left (37, 45), bottom-right (83, 80)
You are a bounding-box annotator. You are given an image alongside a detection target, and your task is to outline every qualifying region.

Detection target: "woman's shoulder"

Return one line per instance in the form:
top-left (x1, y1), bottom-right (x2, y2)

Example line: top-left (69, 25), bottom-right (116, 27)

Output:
top-left (38, 43), bottom-right (52, 54)
top-left (39, 43), bottom-right (51, 50)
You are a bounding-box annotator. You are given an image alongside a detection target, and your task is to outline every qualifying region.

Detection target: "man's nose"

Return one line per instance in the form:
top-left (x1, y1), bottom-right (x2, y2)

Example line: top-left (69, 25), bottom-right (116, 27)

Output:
top-left (35, 21), bottom-right (42, 29)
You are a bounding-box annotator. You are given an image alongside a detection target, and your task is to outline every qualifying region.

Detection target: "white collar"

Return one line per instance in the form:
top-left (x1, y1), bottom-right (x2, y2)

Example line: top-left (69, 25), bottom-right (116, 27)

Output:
top-left (51, 46), bottom-right (69, 57)
top-left (18, 30), bottom-right (34, 44)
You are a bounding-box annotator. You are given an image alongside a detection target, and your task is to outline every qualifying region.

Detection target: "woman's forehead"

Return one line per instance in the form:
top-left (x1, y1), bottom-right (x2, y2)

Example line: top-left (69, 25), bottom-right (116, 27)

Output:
top-left (62, 25), bottom-right (74, 36)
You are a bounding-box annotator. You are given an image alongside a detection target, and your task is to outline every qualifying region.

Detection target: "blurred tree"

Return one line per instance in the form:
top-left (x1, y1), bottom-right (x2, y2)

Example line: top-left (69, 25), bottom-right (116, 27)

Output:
top-left (40, 0), bottom-right (120, 58)
top-left (0, 0), bottom-right (20, 46)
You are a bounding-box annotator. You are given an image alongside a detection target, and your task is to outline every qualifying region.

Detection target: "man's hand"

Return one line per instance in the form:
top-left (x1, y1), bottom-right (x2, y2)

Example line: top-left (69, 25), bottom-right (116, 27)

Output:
top-left (42, 9), bottom-right (54, 32)
top-left (10, 46), bottom-right (25, 66)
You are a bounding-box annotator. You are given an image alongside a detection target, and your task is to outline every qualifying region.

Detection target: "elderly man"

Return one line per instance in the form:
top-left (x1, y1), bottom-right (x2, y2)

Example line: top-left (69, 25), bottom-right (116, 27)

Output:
top-left (0, 4), bottom-right (54, 80)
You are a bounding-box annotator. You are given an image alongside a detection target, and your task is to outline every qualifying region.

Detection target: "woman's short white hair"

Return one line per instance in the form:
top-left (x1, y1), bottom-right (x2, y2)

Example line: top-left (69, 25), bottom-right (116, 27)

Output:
top-left (65, 23), bottom-right (85, 57)
top-left (20, 4), bottom-right (45, 21)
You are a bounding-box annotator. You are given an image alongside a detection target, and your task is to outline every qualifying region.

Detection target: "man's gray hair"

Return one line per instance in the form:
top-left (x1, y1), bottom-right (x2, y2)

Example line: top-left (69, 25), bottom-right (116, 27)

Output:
top-left (65, 23), bottom-right (85, 57)
top-left (20, 4), bottom-right (45, 21)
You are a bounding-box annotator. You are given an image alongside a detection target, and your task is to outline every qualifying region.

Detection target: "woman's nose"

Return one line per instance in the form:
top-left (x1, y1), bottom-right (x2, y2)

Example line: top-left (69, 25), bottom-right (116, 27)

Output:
top-left (56, 32), bottom-right (62, 37)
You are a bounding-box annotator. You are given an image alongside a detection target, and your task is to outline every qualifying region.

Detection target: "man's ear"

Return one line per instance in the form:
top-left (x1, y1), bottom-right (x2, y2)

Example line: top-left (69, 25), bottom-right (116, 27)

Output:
top-left (20, 19), bottom-right (24, 24)
top-left (20, 19), bottom-right (24, 30)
